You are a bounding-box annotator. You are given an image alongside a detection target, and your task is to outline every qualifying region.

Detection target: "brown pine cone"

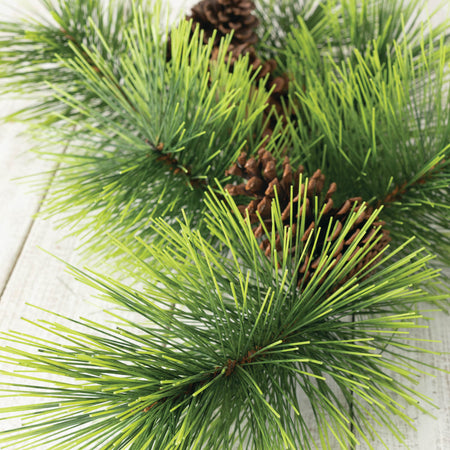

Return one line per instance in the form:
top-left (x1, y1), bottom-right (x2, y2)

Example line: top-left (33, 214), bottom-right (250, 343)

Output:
top-left (189, 0), bottom-right (274, 82)
top-left (167, 0), bottom-right (258, 62)
top-left (261, 72), bottom-right (292, 136)
top-left (225, 150), bottom-right (391, 288)
top-left (267, 74), bottom-right (290, 114)
top-left (190, 0), bottom-right (259, 47)
top-left (171, 0), bottom-right (288, 120)
top-left (170, 0), bottom-right (291, 148)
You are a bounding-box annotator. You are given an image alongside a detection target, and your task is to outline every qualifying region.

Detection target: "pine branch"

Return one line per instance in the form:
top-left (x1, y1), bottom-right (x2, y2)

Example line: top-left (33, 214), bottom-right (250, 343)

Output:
top-left (54, 22), bottom-right (203, 186)
top-left (0, 0), bottom-right (147, 122)
top-left (279, 10), bottom-right (450, 268)
top-left (27, 12), bottom-right (271, 255)
top-left (254, 0), bottom-right (329, 64)
top-left (0, 190), bottom-right (445, 449)
top-left (380, 159), bottom-right (446, 206)
top-left (378, 156), bottom-right (450, 273)
top-left (254, 0), bottom-right (450, 66)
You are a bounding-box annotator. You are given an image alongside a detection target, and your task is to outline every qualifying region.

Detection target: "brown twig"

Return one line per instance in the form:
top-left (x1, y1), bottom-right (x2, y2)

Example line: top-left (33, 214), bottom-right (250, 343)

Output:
top-left (378, 160), bottom-right (445, 207)
top-left (142, 345), bottom-right (265, 413)
top-left (59, 27), bottom-right (203, 187)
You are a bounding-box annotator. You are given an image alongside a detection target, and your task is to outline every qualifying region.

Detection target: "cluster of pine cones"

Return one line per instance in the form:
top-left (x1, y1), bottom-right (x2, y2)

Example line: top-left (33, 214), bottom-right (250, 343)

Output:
top-left (181, 0), bottom-right (391, 288)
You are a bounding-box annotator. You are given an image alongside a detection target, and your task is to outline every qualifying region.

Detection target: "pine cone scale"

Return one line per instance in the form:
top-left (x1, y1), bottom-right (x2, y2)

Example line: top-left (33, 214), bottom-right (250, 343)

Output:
top-left (225, 150), bottom-right (391, 290)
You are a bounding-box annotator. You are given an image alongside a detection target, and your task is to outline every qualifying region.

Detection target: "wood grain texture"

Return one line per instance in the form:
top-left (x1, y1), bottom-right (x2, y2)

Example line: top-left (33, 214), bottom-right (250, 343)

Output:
top-left (0, 216), bottom-right (109, 450)
top-left (0, 99), bottom-right (53, 295)
top-left (0, 0), bottom-right (56, 295)
top-left (355, 309), bottom-right (450, 450)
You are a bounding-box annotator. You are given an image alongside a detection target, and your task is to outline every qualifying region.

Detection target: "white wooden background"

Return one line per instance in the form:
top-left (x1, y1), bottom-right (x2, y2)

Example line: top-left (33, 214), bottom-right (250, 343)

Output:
top-left (0, 1), bottom-right (448, 449)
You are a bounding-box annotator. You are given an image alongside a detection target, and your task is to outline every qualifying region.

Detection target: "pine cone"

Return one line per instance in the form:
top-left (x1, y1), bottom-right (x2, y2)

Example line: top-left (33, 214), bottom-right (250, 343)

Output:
top-left (267, 74), bottom-right (290, 113)
top-left (170, 0), bottom-right (285, 113)
top-left (225, 150), bottom-right (391, 288)
top-left (183, 0), bottom-right (291, 142)
top-left (189, 0), bottom-right (275, 81)
top-left (190, 0), bottom-right (259, 47)
top-left (261, 73), bottom-right (291, 136)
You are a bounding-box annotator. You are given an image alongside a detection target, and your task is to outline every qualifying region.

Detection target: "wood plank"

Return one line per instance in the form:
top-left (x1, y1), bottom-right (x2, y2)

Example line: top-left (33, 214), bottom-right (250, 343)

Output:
top-left (0, 98), bottom-right (53, 296)
top-left (355, 307), bottom-right (450, 449)
top-left (0, 0), bottom-right (54, 295)
top-left (0, 217), bottom-right (104, 449)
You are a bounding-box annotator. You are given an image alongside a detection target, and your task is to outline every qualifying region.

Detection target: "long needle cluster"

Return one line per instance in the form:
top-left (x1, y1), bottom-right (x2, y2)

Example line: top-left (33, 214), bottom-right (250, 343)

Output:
top-left (0, 192), bottom-right (443, 449)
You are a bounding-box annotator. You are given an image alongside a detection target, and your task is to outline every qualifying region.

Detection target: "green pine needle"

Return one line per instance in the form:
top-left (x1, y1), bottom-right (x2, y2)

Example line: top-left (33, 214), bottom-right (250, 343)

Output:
top-left (0, 0), bottom-right (147, 123)
top-left (0, 189), bottom-right (445, 449)
top-left (1, 0), bottom-right (448, 268)
top-left (25, 7), bottom-right (271, 254)
top-left (275, 5), bottom-right (450, 268)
